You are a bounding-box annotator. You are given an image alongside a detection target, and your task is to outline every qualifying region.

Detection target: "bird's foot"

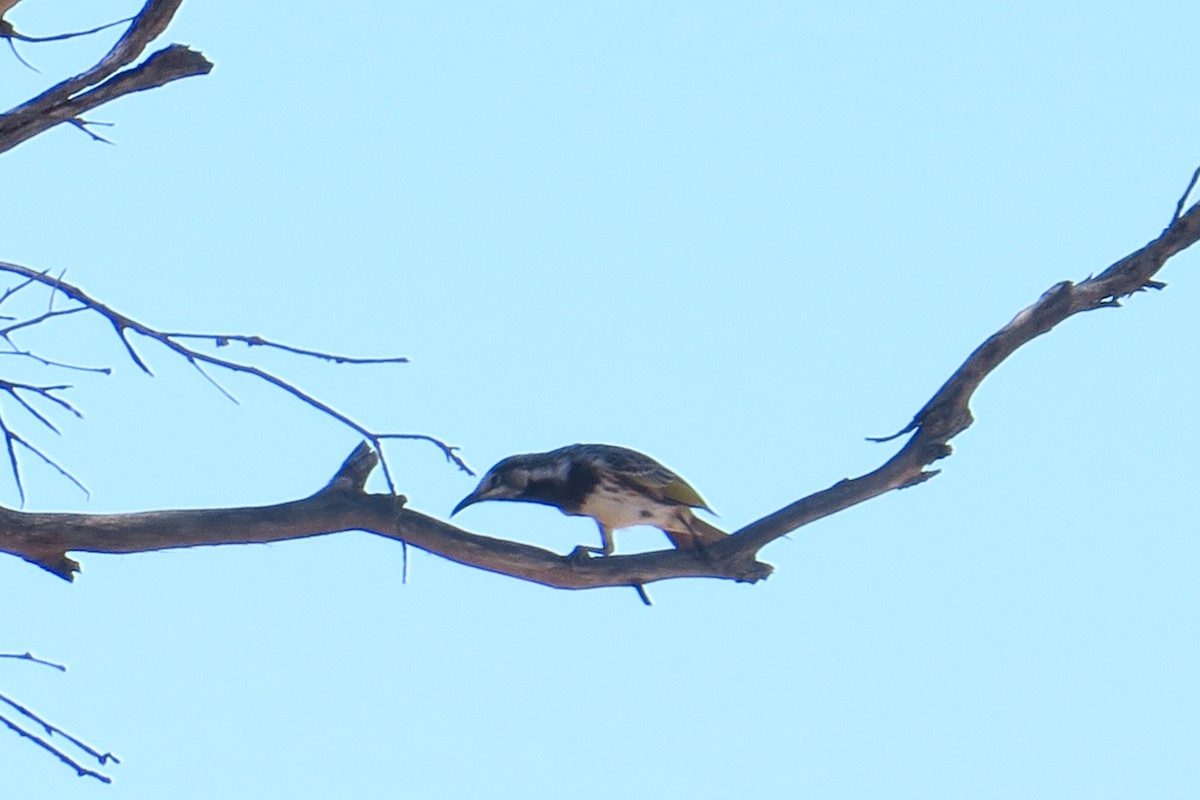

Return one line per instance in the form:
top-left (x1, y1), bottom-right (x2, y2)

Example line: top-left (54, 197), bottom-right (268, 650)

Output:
top-left (568, 545), bottom-right (600, 565)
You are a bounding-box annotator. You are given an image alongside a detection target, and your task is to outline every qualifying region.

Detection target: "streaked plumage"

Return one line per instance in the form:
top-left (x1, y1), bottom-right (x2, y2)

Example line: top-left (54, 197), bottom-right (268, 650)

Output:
top-left (451, 444), bottom-right (725, 556)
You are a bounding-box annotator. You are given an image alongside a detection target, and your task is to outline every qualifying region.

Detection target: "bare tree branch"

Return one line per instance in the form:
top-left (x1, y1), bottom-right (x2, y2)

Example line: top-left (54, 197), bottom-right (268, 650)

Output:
top-left (0, 694), bottom-right (118, 783)
top-left (0, 443), bottom-right (770, 587)
top-left (1174, 165), bottom-right (1200, 223)
top-left (0, 0), bottom-right (1195, 599)
top-left (163, 333), bottom-right (411, 366)
top-left (0, 649), bottom-right (117, 783)
top-left (0, 262), bottom-right (469, 499)
top-left (726, 189), bottom-right (1200, 557)
top-left (0, 651), bottom-right (66, 671)
top-left (4, 181), bottom-right (1196, 592)
top-left (0, 0), bottom-right (211, 155)
top-left (0, 0), bottom-right (431, 784)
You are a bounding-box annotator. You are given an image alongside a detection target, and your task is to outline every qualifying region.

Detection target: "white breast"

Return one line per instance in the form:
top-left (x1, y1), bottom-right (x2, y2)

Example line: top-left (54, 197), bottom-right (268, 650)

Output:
top-left (573, 481), bottom-right (682, 531)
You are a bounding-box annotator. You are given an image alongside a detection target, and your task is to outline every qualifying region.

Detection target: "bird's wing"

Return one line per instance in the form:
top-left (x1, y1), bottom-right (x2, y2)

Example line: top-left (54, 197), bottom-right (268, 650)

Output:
top-left (587, 445), bottom-right (712, 511)
top-left (657, 476), bottom-right (711, 510)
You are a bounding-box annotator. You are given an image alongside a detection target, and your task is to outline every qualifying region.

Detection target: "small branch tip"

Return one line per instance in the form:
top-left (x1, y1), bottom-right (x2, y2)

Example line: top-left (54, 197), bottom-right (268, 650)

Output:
top-left (24, 552), bottom-right (80, 581)
top-left (327, 442), bottom-right (379, 492)
top-left (867, 422), bottom-right (916, 444)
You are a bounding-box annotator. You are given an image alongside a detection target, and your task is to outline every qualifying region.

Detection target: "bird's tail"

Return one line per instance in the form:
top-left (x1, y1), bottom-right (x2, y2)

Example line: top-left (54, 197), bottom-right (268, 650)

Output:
top-left (665, 511), bottom-right (728, 551)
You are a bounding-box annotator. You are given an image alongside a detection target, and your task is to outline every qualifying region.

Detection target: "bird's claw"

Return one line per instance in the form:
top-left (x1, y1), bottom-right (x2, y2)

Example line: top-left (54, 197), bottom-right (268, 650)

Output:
top-left (568, 545), bottom-right (595, 566)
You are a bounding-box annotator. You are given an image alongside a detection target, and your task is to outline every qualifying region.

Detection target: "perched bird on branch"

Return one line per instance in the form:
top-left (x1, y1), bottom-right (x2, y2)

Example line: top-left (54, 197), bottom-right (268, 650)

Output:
top-left (451, 443), bottom-right (726, 557)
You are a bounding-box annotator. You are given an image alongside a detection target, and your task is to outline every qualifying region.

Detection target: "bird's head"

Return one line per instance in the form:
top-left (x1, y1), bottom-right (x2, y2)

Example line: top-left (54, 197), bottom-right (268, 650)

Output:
top-left (450, 454), bottom-right (540, 516)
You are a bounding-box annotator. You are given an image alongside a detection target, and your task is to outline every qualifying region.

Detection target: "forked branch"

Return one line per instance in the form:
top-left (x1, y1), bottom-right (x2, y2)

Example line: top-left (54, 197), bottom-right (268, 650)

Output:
top-left (0, 0), bottom-right (211, 154)
top-left (0, 262), bottom-right (468, 502)
top-left (1, 181), bottom-right (1198, 592)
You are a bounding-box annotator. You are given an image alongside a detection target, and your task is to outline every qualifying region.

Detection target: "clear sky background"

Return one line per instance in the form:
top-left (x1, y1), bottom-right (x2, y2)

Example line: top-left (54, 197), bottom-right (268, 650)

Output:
top-left (2, 1), bottom-right (1198, 797)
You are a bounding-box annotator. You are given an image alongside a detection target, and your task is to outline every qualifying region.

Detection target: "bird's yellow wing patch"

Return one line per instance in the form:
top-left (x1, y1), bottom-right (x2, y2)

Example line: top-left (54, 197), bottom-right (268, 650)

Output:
top-left (660, 476), bottom-right (710, 510)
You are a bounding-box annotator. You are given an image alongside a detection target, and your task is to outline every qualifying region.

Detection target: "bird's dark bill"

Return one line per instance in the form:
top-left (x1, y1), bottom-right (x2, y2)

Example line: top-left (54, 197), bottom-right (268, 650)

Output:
top-left (450, 492), bottom-right (481, 517)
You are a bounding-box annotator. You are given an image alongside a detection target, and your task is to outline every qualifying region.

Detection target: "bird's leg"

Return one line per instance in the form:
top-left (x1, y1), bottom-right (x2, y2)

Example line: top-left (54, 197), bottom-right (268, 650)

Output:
top-left (569, 524), bottom-right (615, 565)
top-left (594, 522), bottom-right (615, 556)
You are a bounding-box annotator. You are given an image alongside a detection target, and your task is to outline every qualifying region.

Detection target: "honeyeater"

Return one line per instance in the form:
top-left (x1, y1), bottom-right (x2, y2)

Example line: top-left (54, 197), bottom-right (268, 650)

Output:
top-left (451, 443), bottom-right (726, 556)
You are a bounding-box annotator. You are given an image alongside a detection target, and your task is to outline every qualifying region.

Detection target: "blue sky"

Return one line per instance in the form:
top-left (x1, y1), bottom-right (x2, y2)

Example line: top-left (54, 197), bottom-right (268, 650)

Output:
top-left (2, 1), bottom-right (1198, 797)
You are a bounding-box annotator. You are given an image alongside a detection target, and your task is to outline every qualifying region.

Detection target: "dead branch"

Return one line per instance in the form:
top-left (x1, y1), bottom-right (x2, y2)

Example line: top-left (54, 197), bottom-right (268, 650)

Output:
top-left (0, 262), bottom-right (468, 499)
top-left (0, 443), bottom-right (770, 587)
top-left (0, 653), bottom-right (117, 783)
top-left (0, 1), bottom-right (192, 781)
top-left (0, 652), bottom-right (65, 671)
top-left (726, 186), bottom-right (1200, 556)
top-left (0, 0), bottom-right (211, 155)
top-left (0, 695), bottom-right (118, 783)
top-left (3, 181), bottom-right (1196, 592)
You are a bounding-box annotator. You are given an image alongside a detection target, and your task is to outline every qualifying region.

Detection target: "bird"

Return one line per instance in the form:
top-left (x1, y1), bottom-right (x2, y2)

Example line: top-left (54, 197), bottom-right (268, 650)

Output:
top-left (451, 443), bottom-right (726, 557)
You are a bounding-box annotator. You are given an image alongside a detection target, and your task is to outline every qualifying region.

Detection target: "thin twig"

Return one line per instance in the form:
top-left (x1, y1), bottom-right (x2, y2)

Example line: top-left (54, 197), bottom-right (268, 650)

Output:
top-left (0, 380), bottom-right (83, 420)
top-left (0, 393), bottom-right (89, 500)
top-left (3, 37), bottom-right (38, 72)
top-left (3, 385), bottom-right (65, 433)
top-left (0, 693), bottom-right (119, 766)
top-left (187, 358), bottom-right (239, 404)
top-left (11, 429), bottom-right (90, 499)
top-left (47, 268), bottom-right (66, 313)
top-left (0, 261), bottom-right (467, 504)
top-left (66, 118), bottom-right (115, 145)
top-left (0, 349), bottom-right (111, 374)
top-left (0, 306), bottom-right (87, 336)
top-left (0, 651), bottom-right (66, 671)
top-left (165, 333), bottom-right (410, 365)
top-left (1, 15), bottom-right (134, 44)
top-left (377, 433), bottom-right (473, 474)
top-left (0, 690), bottom-right (118, 782)
top-left (1173, 165), bottom-right (1200, 223)
top-left (0, 713), bottom-right (113, 783)
top-left (0, 272), bottom-right (44, 305)
top-left (1, 405), bottom-right (26, 504)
